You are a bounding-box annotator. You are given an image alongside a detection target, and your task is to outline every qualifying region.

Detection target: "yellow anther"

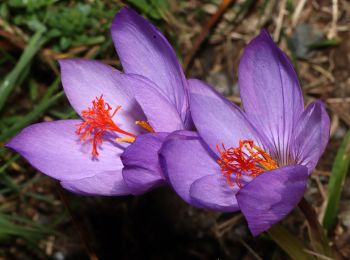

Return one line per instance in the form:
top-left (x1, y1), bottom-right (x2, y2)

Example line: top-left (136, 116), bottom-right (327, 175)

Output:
top-left (115, 137), bottom-right (136, 143)
top-left (135, 121), bottom-right (155, 133)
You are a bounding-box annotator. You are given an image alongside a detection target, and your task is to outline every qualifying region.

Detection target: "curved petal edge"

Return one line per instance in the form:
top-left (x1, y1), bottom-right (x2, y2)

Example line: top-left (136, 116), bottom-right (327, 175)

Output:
top-left (121, 132), bottom-right (168, 195)
top-left (236, 165), bottom-right (308, 236)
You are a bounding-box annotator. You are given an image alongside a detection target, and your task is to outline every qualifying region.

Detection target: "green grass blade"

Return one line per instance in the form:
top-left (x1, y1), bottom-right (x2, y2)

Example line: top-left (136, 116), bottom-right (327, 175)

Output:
top-left (0, 79), bottom-right (63, 141)
top-left (0, 174), bottom-right (20, 192)
top-left (268, 224), bottom-right (315, 260)
top-left (24, 192), bottom-right (56, 204)
top-left (309, 38), bottom-right (341, 49)
top-left (323, 130), bottom-right (350, 231)
top-left (0, 213), bottom-right (45, 242)
top-left (0, 29), bottom-right (47, 112)
top-left (0, 154), bottom-right (19, 174)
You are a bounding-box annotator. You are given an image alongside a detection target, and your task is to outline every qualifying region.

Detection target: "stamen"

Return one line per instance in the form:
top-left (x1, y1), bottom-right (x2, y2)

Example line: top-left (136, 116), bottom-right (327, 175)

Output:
top-left (135, 121), bottom-right (155, 133)
top-left (76, 95), bottom-right (136, 156)
top-left (115, 137), bottom-right (136, 143)
top-left (217, 140), bottom-right (278, 188)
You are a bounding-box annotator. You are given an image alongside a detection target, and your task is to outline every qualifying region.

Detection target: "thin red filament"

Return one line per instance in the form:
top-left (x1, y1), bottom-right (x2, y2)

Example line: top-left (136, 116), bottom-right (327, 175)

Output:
top-left (217, 140), bottom-right (278, 188)
top-left (76, 95), bottom-right (136, 156)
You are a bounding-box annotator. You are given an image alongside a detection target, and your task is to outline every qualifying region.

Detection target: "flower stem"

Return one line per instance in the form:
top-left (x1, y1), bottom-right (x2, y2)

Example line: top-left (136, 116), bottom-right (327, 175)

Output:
top-left (268, 224), bottom-right (314, 260)
top-left (298, 197), bottom-right (334, 258)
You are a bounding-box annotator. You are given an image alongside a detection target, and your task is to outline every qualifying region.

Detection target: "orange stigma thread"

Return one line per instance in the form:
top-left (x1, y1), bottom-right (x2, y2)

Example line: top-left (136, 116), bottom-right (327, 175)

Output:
top-left (76, 95), bottom-right (136, 156)
top-left (217, 140), bottom-right (278, 188)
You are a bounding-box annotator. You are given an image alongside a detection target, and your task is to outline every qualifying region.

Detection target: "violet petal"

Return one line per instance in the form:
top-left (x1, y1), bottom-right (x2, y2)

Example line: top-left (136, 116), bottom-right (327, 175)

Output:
top-left (292, 100), bottom-right (330, 173)
top-left (131, 77), bottom-right (184, 132)
top-left (236, 165), bottom-right (308, 236)
top-left (238, 30), bottom-right (304, 162)
top-left (189, 79), bottom-right (264, 156)
top-left (159, 130), bottom-right (218, 206)
top-left (190, 174), bottom-right (248, 212)
top-left (59, 58), bottom-right (146, 134)
top-left (121, 132), bottom-right (168, 195)
top-left (111, 7), bottom-right (189, 120)
top-left (6, 120), bottom-right (125, 183)
top-left (61, 170), bottom-right (130, 196)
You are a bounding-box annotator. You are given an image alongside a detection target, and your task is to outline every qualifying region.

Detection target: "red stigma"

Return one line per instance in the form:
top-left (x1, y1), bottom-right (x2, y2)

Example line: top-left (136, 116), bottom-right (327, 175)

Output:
top-left (217, 140), bottom-right (278, 188)
top-left (76, 95), bottom-right (136, 156)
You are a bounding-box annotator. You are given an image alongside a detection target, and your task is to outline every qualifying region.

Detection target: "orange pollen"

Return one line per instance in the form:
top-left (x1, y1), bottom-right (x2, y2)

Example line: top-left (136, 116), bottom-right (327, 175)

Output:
top-left (135, 121), bottom-right (155, 133)
top-left (76, 95), bottom-right (136, 157)
top-left (217, 140), bottom-right (278, 188)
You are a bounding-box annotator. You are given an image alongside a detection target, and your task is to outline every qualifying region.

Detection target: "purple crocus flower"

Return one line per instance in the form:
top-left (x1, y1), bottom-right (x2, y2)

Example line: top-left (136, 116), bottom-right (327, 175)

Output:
top-left (160, 30), bottom-right (330, 236)
top-left (6, 8), bottom-right (191, 196)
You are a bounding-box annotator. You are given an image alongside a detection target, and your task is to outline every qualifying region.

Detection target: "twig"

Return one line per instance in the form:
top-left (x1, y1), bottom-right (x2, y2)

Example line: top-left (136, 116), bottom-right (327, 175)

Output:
top-left (303, 249), bottom-right (335, 260)
top-left (226, 95), bottom-right (241, 104)
top-left (310, 176), bottom-right (328, 223)
top-left (329, 113), bottom-right (339, 138)
top-left (239, 238), bottom-right (263, 260)
top-left (215, 214), bottom-right (242, 237)
top-left (328, 0), bottom-right (338, 39)
top-left (258, 0), bottom-right (277, 27)
top-left (311, 175), bottom-right (327, 200)
top-left (326, 97), bottom-right (350, 103)
top-left (312, 64), bottom-right (335, 82)
top-left (273, 0), bottom-right (287, 41)
top-left (292, 0), bottom-right (308, 27)
top-left (313, 170), bottom-right (331, 177)
top-left (184, 0), bottom-right (234, 73)
top-left (298, 197), bottom-right (333, 258)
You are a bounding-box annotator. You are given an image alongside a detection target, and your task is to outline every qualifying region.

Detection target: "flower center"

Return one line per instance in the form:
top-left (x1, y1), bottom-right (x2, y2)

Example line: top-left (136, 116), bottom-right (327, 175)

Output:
top-left (217, 140), bottom-right (278, 188)
top-left (76, 95), bottom-right (154, 156)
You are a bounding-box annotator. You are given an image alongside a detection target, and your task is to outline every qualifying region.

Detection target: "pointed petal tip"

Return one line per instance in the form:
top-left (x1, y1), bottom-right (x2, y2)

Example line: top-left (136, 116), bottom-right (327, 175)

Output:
top-left (244, 28), bottom-right (278, 57)
top-left (313, 99), bottom-right (329, 118)
top-left (112, 7), bottom-right (160, 36)
top-left (112, 7), bottom-right (152, 33)
top-left (4, 120), bottom-right (126, 183)
top-left (112, 7), bottom-right (134, 26)
top-left (111, 6), bottom-right (188, 116)
top-left (251, 29), bottom-right (279, 49)
top-left (5, 134), bottom-right (20, 153)
top-left (259, 28), bottom-right (272, 39)
top-left (4, 123), bottom-right (38, 154)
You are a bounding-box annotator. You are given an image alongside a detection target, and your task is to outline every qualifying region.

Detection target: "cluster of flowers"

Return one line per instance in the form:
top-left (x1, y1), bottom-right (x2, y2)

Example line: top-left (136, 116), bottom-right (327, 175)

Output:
top-left (7, 8), bottom-right (330, 236)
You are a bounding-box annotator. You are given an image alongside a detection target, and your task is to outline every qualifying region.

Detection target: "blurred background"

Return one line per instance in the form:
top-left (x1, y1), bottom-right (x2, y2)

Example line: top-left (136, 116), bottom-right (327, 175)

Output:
top-left (0, 0), bottom-right (349, 259)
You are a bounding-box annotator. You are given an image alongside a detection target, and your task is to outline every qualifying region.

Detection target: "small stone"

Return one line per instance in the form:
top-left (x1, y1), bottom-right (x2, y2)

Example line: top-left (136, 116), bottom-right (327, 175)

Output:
top-left (202, 4), bottom-right (218, 15)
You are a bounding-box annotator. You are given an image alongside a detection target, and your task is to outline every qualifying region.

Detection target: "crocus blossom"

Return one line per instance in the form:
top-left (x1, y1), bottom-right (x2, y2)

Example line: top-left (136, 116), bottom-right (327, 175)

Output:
top-left (6, 8), bottom-right (192, 196)
top-left (160, 30), bottom-right (330, 236)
